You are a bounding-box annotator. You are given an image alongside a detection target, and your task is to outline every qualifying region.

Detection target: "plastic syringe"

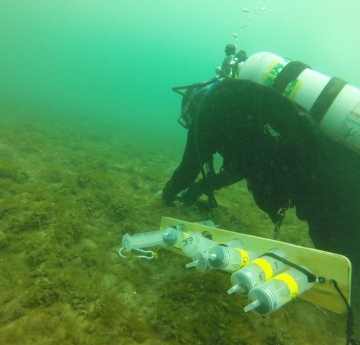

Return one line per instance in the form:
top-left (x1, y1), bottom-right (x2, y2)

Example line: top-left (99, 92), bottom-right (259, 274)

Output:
top-left (181, 231), bottom-right (218, 257)
top-left (185, 239), bottom-right (246, 272)
top-left (227, 248), bottom-right (288, 295)
top-left (121, 230), bottom-right (165, 253)
top-left (205, 245), bottom-right (258, 272)
top-left (121, 226), bottom-right (184, 253)
top-left (244, 265), bottom-right (314, 315)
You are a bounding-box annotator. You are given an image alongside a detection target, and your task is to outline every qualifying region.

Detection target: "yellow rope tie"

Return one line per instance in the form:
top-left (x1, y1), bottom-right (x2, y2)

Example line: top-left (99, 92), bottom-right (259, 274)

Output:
top-left (152, 246), bottom-right (162, 259)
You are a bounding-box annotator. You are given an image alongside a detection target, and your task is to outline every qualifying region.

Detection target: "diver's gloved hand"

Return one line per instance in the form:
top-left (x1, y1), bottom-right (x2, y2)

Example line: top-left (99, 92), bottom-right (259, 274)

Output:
top-left (162, 181), bottom-right (178, 206)
top-left (177, 179), bottom-right (207, 206)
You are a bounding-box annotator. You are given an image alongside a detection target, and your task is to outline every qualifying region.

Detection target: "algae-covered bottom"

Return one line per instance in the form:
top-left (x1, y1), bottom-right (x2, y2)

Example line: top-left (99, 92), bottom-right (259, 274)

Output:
top-left (0, 110), bottom-right (347, 344)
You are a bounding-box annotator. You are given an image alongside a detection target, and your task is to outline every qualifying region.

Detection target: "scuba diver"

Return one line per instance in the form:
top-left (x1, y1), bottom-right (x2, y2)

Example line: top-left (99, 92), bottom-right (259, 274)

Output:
top-left (161, 47), bottom-right (360, 342)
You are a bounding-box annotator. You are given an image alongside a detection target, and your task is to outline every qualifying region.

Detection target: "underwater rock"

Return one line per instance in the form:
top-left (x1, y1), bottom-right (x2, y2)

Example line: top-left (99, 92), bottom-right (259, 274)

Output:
top-left (128, 176), bottom-right (144, 190)
top-left (110, 163), bottom-right (123, 172)
top-left (15, 171), bottom-right (29, 184)
top-left (0, 159), bottom-right (29, 183)
top-left (0, 230), bottom-right (9, 248)
top-left (0, 143), bottom-right (13, 158)
top-left (87, 158), bottom-right (108, 173)
top-left (0, 159), bottom-right (17, 180)
top-left (44, 168), bottom-right (63, 183)
top-left (76, 175), bottom-right (91, 188)
top-left (79, 238), bottom-right (98, 250)
top-left (110, 200), bottom-right (130, 221)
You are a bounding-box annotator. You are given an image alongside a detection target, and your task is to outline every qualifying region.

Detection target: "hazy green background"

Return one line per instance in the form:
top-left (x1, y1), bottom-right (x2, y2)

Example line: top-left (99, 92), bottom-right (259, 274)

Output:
top-left (0, 3), bottom-right (357, 342)
top-left (1, 0), bottom-right (360, 135)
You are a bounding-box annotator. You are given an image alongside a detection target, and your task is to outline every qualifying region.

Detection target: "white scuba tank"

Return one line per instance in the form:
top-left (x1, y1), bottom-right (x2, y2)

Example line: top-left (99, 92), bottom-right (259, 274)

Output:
top-left (238, 52), bottom-right (360, 155)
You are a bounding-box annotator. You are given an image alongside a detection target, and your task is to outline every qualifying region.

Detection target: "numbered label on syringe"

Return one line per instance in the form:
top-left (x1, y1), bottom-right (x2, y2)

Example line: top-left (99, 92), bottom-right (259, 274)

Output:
top-left (182, 235), bottom-right (194, 247)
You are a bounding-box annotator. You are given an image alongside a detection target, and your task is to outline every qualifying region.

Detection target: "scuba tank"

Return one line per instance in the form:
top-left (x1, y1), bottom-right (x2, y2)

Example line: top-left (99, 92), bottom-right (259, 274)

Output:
top-left (237, 51), bottom-right (360, 155)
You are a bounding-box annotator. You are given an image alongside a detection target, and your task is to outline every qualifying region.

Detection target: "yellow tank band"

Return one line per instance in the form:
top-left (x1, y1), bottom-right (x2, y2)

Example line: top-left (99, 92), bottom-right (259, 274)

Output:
top-left (235, 249), bottom-right (250, 269)
top-left (252, 258), bottom-right (273, 280)
top-left (274, 273), bottom-right (299, 299)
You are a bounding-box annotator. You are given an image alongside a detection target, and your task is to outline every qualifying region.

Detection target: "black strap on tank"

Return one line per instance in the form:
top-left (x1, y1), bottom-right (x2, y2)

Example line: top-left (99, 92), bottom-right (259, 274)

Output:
top-left (310, 77), bottom-right (347, 124)
top-left (272, 61), bottom-right (310, 93)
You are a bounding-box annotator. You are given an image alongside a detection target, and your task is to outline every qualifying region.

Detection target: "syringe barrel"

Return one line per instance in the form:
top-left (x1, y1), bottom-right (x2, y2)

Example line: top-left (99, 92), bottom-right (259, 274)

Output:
top-left (207, 246), bottom-right (258, 272)
top-left (181, 231), bottom-right (217, 257)
top-left (254, 248), bottom-right (288, 278)
top-left (121, 230), bottom-right (164, 253)
top-left (246, 265), bottom-right (314, 315)
top-left (222, 239), bottom-right (245, 249)
top-left (229, 248), bottom-right (288, 295)
top-left (188, 239), bottom-right (245, 273)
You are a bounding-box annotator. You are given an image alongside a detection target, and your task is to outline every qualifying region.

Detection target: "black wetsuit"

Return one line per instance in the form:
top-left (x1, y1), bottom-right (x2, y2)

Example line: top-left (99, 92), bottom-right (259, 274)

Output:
top-left (164, 79), bottom-right (360, 317)
top-left (164, 78), bottom-right (319, 218)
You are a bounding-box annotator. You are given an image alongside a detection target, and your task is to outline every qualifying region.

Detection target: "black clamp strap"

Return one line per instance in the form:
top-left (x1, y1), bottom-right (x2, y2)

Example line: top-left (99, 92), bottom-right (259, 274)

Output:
top-left (261, 252), bottom-right (325, 283)
top-left (272, 61), bottom-right (310, 94)
top-left (310, 76), bottom-right (347, 124)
